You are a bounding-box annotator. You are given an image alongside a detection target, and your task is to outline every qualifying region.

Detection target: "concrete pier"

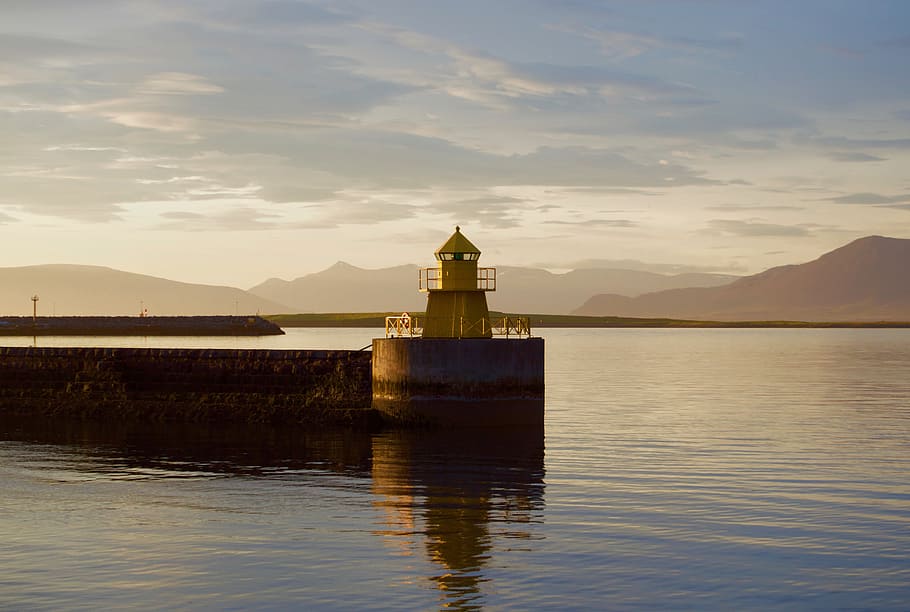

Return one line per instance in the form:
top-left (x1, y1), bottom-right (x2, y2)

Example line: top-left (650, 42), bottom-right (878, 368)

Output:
top-left (371, 337), bottom-right (545, 426)
top-left (0, 347), bottom-right (374, 426)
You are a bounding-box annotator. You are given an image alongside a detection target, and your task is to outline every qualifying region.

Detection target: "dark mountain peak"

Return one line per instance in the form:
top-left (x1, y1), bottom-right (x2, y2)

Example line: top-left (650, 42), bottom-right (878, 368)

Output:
top-left (328, 260), bottom-right (360, 271)
top-left (574, 235), bottom-right (910, 321)
top-left (818, 235), bottom-right (910, 262)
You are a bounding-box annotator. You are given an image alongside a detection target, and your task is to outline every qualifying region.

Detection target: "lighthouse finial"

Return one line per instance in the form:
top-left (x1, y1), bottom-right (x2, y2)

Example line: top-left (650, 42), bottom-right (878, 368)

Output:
top-left (455, 225), bottom-right (460, 232)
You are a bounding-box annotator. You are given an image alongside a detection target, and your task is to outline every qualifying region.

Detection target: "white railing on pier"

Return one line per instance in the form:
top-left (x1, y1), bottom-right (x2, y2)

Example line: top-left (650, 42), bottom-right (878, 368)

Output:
top-left (385, 315), bottom-right (531, 338)
top-left (385, 314), bottom-right (422, 338)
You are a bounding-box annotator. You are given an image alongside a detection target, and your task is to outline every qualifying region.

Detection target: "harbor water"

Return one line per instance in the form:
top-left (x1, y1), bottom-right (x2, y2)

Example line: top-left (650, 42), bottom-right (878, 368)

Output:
top-left (1, 328), bottom-right (909, 609)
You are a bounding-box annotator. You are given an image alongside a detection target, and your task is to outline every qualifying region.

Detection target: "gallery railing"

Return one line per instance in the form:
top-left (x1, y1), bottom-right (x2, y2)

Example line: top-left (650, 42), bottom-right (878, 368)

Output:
top-left (418, 267), bottom-right (497, 291)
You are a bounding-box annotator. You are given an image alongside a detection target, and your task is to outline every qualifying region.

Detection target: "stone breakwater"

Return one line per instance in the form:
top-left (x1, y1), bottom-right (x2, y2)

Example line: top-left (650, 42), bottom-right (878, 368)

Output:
top-left (0, 347), bottom-right (376, 426)
top-left (0, 316), bottom-right (284, 336)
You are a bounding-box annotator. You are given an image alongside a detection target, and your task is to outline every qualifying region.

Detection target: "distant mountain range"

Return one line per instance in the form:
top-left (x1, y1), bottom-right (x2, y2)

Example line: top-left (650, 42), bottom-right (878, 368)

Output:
top-left (248, 263), bottom-right (737, 314)
top-left (3, 236), bottom-right (908, 320)
top-left (574, 236), bottom-right (910, 321)
top-left (0, 265), bottom-right (290, 316)
top-left (250, 262), bottom-right (428, 314)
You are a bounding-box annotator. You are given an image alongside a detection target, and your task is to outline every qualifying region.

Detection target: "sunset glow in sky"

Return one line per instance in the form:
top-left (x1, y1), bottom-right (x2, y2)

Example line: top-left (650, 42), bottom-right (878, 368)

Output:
top-left (2, 1), bottom-right (909, 287)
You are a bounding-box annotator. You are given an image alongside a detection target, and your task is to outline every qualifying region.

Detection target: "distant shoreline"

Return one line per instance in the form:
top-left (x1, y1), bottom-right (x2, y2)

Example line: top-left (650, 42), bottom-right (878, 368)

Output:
top-left (265, 313), bottom-right (910, 329)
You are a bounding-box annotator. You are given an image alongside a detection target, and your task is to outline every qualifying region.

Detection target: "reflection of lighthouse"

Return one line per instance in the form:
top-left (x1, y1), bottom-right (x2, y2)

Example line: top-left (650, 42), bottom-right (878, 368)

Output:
top-left (371, 428), bottom-right (545, 609)
top-left (372, 226), bottom-right (545, 426)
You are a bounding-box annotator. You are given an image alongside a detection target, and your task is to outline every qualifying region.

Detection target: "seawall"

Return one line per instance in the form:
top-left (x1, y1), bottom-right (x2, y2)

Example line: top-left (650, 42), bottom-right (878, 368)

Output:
top-left (0, 347), bottom-right (375, 426)
top-left (0, 316), bottom-right (284, 336)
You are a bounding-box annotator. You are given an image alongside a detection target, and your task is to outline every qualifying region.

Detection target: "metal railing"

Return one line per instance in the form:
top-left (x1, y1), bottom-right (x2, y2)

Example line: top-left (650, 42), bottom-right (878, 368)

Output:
top-left (477, 267), bottom-right (496, 290)
top-left (385, 314), bottom-right (423, 338)
top-left (418, 268), bottom-right (441, 291)
top-left (385, 315), bottom-right (530, 338)
top-left (418, 267), bottom-right (497, 291)
top-left (492, 316), bottom-right (532, 337)
top-left (457, 316), bottom-right (530, 338)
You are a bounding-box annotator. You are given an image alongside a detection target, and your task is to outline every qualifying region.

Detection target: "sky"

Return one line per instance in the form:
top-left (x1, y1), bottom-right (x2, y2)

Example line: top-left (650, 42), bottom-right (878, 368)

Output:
top-left (2, 0), bottom-right (909, 288)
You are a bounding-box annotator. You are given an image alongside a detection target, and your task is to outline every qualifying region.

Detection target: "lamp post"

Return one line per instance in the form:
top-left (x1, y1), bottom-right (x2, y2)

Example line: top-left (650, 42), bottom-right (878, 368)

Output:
top-left (31, 294), bottom-right (39, 324)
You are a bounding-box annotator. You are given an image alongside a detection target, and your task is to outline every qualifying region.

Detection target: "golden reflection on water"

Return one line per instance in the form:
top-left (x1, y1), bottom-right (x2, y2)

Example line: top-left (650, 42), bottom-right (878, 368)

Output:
top-left (4, 329), bottom-right (910, 609)
top-left (371, 427), bottom-right (545, 610)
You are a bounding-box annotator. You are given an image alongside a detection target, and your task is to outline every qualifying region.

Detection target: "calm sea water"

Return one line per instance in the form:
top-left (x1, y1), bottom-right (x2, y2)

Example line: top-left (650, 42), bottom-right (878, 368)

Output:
top-left (1, 328), bottom-right (909, 610)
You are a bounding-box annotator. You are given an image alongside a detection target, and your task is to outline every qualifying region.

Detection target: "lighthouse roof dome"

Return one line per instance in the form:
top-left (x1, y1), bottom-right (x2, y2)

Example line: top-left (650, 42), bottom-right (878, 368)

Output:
top-left (435, 226), bottom-right (480, 259)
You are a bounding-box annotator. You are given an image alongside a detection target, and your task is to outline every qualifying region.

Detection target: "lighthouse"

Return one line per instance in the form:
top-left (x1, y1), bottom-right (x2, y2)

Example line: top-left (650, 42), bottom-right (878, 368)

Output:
top-left (421, 226), bottom-right (495, 338)
top-left (372, 226), bottom-right (544, 427)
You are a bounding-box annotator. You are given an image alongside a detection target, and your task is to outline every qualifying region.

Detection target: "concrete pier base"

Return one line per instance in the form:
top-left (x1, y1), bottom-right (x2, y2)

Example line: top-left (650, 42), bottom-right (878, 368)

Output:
top-left (371, 337), bottom-right (544, 426)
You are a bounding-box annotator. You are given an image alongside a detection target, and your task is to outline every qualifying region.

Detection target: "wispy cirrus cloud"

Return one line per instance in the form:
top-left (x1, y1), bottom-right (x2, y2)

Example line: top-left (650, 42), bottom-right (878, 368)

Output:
top-left (825, 151), bottom-right (886, 162)
top-left (823, 192), bottom-right (910, 206)
top-left (705, 219), bottom-right (813, 238)
top-left (136, 72), bottom-right (224, 96)
top-left (1, 0), bottom-right (909, 284)
top-left (544, 218), bottom-right (637, 228)
top-left (429, 195), bottom-right (527, 229)
top-left (295, 198), bottom-right (419, 229)
top-left (705, 204), bottom-right (806, 212)
top-left (0, 208), bottom-right (19, 224)
top-left (554, 24), bottom-right (744, 59)
top-left (157, 207), bottom-right (282, 231)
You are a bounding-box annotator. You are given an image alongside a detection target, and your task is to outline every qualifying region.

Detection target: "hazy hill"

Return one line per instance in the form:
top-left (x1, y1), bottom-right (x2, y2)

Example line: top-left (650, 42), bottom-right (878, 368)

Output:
top-left (574, 236), bottom-right (910, 321)
top-left (494, 267), bottom-right (737, 314)
top-left (0, 264), bottom-right (291, 316)
top-left (249, 262), bottom-right (738, 314)
top-left (251, 262), bottom-right (427, 313)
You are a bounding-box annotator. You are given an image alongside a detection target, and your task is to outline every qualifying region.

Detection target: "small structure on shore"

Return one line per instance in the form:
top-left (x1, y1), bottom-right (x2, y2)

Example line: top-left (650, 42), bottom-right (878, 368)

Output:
top-left (372, 227), bottom-right (544, 426)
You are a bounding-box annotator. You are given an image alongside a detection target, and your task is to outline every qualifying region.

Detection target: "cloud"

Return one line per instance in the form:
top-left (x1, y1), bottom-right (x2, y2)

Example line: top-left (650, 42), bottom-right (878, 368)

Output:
top-left (881, 35), bottom-right (910, 49)
top-left (157, 207), bottom-right (282, 231)
top-left (295, 198), bottom-right (418, 229)
top-left (0, 33), bottom-right (108, 64)
top-left (2, 0), bottom-right (907, 252)
top-left (103, 111), bottom-right (200, 134)
top-left (824, 192), bottom-right (910, 205)
top-left (805, 135), bottom-right (910, 150)
top-left (207, 128), bottom-right (716, 191)
top-left (558, 24), bottom-right (744, 59)
top-left (206, 1), bottom-right (354, 29)
top-left (136, 72), bottom-right (224, 96)
top-left (362, 22), bottom-right (709, 110)
top-left (544, 218), bottom-right (636, 228)
top-left (825, 151), bottom-right (885, 162)
top-left (429, 196), bottom-right (526, 229)
top-left (705, 204), bottom-right (805, 212)
top-left (0, 105), bottom-right (718, 222)
top-left (0, 209), bottom-right (19, 224)
top-left (151, 194), bottom-right (419, 233)
top-left (706, 219), bottom-right (812, 237)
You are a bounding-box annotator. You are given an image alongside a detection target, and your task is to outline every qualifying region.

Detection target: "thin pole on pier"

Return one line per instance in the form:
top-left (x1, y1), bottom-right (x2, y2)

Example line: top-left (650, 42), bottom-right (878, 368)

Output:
top-left (31, 294), bottom-right (39, 325)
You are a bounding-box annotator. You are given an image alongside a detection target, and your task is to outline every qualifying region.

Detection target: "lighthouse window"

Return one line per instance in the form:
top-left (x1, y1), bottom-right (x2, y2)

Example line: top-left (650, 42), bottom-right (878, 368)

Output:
top-left (437, 252), bottom-right (478, 261)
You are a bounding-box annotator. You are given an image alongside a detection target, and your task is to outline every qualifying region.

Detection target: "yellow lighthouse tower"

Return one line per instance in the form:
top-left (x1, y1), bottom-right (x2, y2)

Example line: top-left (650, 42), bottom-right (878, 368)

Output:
top-left (419, 226), bottom-right (496, 338)
top-left (372, 225), bottom-right (544, 426)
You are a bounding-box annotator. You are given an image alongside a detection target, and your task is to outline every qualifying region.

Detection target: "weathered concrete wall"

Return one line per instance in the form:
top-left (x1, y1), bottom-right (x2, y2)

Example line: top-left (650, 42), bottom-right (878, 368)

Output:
top-left (371, 337), bottom-right (544, 426)
top-left (0, 347), bottom-right (375, 426)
